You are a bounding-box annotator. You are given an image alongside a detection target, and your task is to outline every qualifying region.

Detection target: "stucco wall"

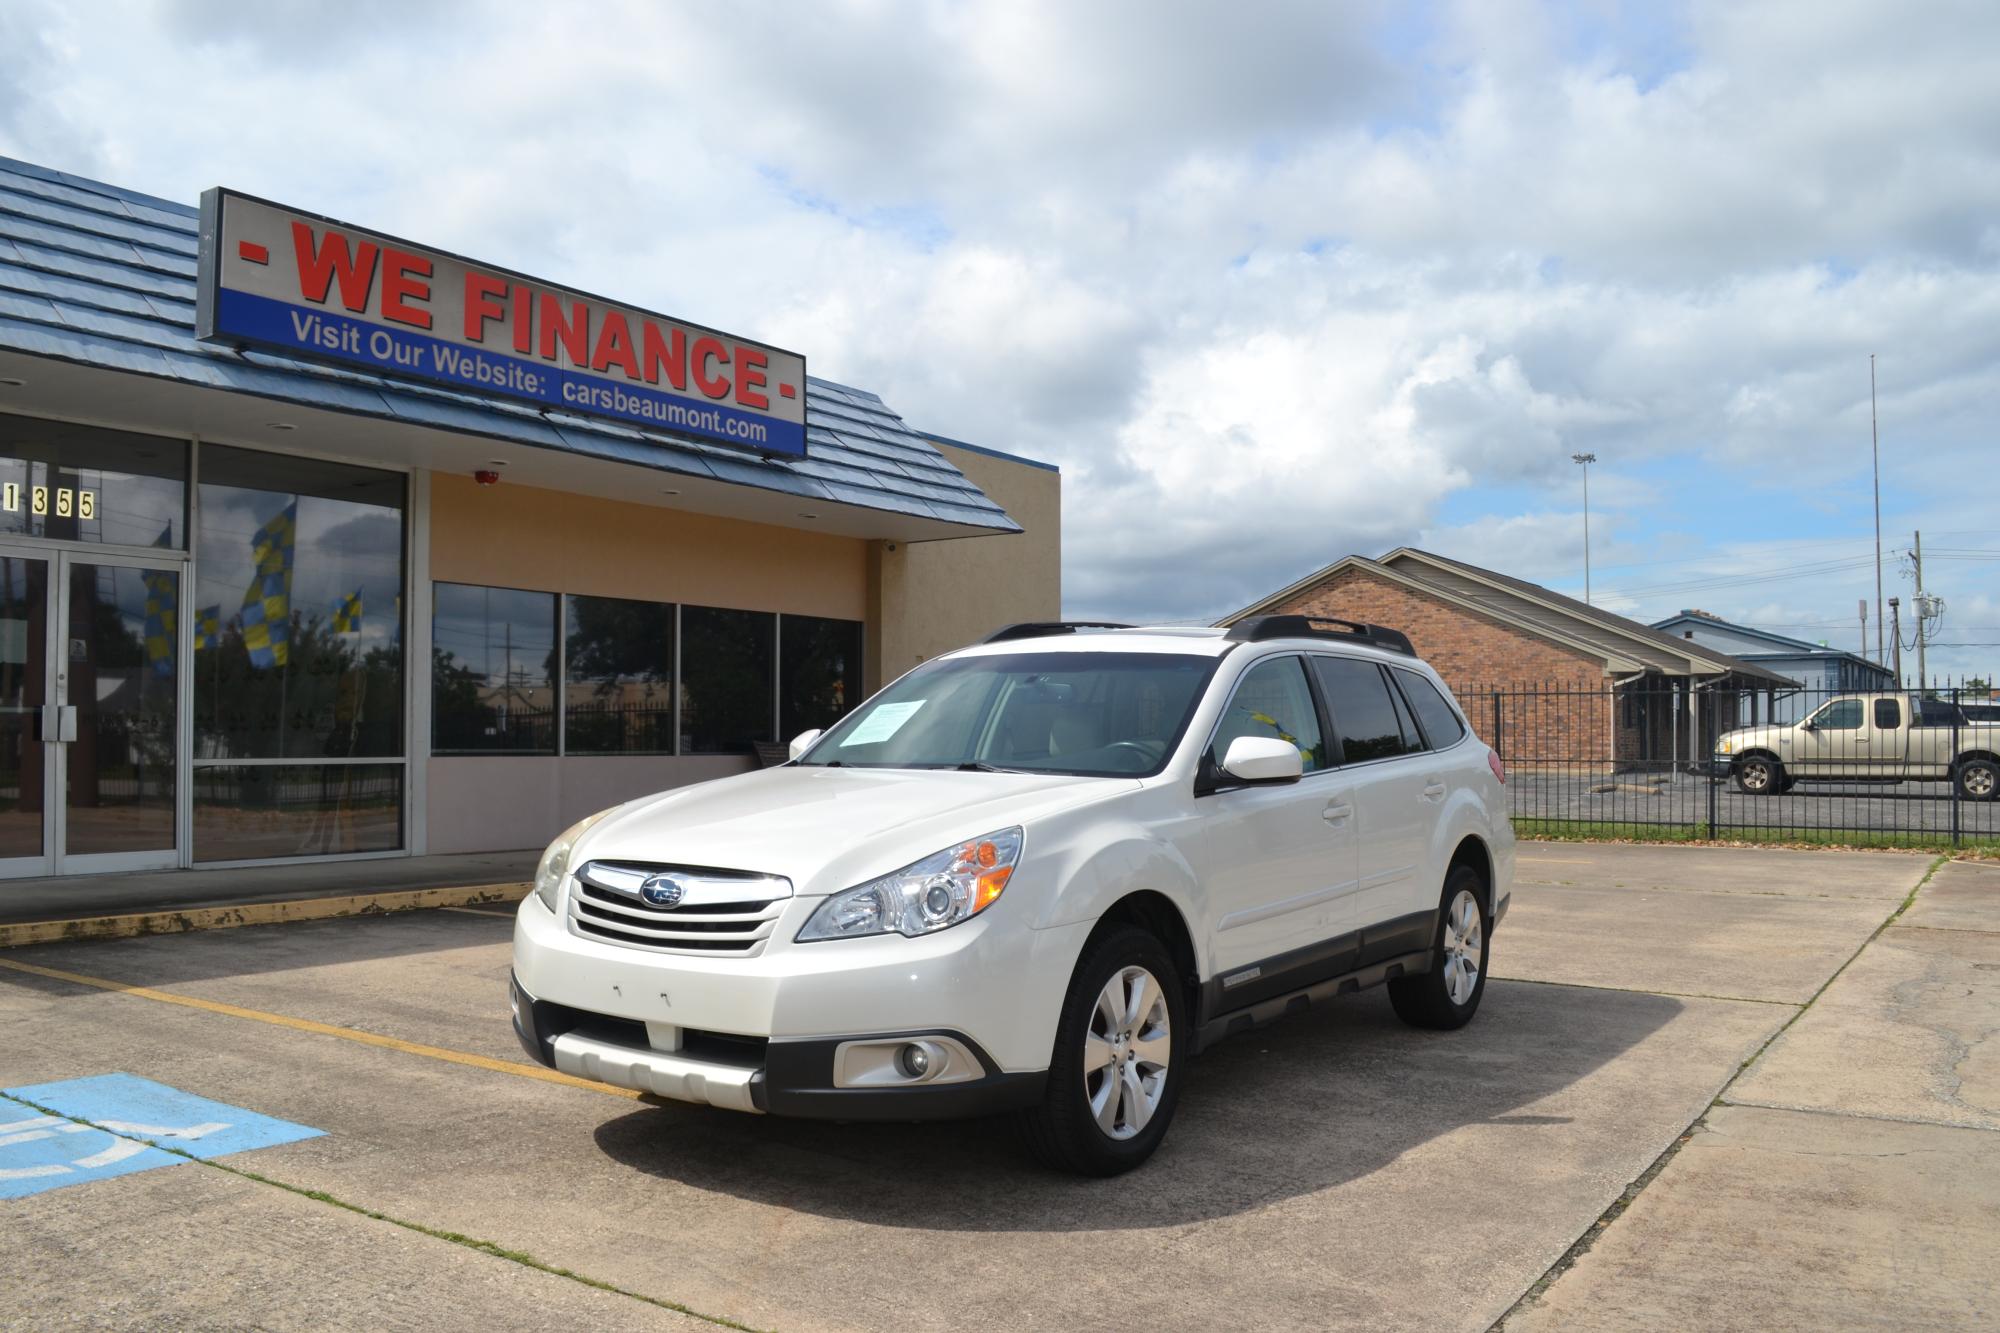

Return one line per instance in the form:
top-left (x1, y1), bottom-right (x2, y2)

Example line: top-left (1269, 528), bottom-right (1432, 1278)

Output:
top-left (430, 472), bottom-right (869, 615)
top-left (865, 441), bottom-right (1061, 691)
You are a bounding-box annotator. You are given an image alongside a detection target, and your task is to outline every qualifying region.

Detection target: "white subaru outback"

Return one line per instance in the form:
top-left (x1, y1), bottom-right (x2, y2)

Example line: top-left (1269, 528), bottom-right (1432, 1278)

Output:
top-left (512, 616), bottom-right (1514, 1175)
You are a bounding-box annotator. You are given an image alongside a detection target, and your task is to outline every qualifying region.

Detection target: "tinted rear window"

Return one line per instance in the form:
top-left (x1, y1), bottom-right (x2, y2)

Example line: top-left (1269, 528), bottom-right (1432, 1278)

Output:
top-left (1397, 669), bottom-right (1466, 747)
top-left (1312, 656), bottom-right (1421, 762)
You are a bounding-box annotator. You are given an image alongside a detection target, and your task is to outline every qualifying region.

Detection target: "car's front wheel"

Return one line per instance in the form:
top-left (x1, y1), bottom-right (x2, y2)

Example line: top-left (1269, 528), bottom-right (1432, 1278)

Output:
top-left (1735, 754), bottom-right (1783, 795)
top-left (1018, 925), bottom-right (1187, 1176)
top-left (1388, 866), bottom-right (1489, 1030)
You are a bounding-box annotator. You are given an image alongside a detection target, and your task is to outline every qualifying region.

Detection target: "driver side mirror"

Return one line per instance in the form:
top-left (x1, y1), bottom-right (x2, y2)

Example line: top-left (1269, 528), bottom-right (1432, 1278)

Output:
top-left (788, 729), bottom-right (823, 761)
top-left (1220, 735), bottom-right (1304, 785)
top-left (1801, 720), bottom-right (1818, 732)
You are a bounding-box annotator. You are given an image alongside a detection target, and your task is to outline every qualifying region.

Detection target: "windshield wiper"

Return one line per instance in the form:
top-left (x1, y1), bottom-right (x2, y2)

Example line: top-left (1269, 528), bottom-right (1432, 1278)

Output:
top-left (955, 761), bottom-right (1028, 774)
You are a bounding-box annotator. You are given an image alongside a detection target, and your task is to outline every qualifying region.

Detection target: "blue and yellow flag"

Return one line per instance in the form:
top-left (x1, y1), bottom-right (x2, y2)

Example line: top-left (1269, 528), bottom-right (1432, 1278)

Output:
top-left (239, 501), bottom-right (296, 668)
top-left (194, 605), bottom-right (223, 652)
top-left (142, 570), bottom-right (177, 678)
top-left (332, 589), bottom-right (362, 634)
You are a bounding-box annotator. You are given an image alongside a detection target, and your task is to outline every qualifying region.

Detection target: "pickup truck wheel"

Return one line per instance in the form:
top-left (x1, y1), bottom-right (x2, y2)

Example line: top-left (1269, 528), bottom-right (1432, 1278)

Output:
top-left (1018, 926), bottom-right (1186, 1176)
top-left (1735, 755), bottom-right (1782, 795)
top-left (1388, 866), bottom-right (1489, 1030)
top-left (1957, 759), bottom-right (1999, 802)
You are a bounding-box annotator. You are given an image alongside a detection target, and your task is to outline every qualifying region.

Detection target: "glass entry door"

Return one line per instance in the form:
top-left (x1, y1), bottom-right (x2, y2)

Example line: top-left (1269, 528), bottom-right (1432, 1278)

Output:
top-left (0, 546), bottom-right (181, 878)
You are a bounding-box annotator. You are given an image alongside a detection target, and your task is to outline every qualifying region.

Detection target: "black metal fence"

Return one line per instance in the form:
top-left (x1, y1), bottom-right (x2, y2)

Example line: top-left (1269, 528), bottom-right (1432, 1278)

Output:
top-left (1452, 677), bottom-right (2000, 847)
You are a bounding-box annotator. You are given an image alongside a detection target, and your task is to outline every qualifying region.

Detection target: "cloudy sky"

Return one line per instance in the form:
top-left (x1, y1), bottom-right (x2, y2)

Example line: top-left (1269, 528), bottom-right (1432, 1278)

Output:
top-left (4, 0), bottom-right (1997, 675)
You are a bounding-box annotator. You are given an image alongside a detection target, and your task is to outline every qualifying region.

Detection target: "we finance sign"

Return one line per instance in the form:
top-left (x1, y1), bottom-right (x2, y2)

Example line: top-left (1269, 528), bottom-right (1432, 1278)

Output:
top-left (195, 189), bottom-right (807, 458)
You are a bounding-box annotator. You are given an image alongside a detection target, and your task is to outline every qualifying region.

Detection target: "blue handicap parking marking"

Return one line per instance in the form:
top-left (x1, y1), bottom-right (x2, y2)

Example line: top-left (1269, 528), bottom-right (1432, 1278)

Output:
top-left (0, 1073), bottom-right (323, 1200)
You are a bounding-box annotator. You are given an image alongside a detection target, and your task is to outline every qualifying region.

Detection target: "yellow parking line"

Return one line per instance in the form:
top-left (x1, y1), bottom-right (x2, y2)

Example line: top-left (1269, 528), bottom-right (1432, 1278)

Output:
top-left (0, 955), bottom-right (641, 1101)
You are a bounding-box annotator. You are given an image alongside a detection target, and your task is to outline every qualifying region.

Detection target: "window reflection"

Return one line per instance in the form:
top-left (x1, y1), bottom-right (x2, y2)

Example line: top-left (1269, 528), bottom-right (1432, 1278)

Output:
top-left (565, 595), bottom-right (675, 755)
top-left (193, 764), bottom-right (402, 860)
top-left (780, 614), bottom-right (862, 740)
top-left (681, 606), bottom-right (775, 754)
top-left (432, 583), bottom-right (558, 754)
top-left (193, 445), bottom-right (404, 760)
top-left (65, 562), bottom-right (177, 856)
top-left (0, 418), bottom-right (187, 548)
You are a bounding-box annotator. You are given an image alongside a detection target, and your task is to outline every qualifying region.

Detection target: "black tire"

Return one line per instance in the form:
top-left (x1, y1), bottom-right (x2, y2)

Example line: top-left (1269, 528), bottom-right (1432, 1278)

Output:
top-left (1956, 758), bottom-right (1999, 802)
top-left (1388, 865), bottom-right (1489, 1031)
top-left (1735, 754), bottom-right (1783, 795)
top-left (1017, 925), bottom-right (1188, 1176)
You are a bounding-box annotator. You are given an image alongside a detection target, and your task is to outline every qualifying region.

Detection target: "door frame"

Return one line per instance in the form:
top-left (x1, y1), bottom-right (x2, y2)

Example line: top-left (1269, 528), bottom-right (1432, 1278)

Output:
top-left (0, 540), bottom-right (189, 878)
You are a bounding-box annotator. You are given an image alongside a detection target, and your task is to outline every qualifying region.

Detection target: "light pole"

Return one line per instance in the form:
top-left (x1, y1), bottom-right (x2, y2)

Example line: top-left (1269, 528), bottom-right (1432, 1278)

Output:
top-left (1572, 452), bottom-right (1597, 604)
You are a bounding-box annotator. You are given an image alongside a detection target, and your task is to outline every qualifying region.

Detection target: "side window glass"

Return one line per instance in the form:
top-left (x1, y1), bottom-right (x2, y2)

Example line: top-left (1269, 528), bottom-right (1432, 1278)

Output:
top-left (1385, 668), bottom-right (1427, 752)
top-left (1873, 698), bottom-right (1901, 730)
top-left (1814, 699), bottom-right (1864, 730)
top-left (1209, 657), bottom-right (1328, 773)
top-left (1311, 655), bottom-right (1416, 762)
top-left (1397, 669), bottom-right (1466, 747)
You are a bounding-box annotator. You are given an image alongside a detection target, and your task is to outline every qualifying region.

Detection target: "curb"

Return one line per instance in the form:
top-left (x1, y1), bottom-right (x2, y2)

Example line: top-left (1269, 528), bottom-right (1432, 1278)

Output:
top-left (0, 882), bottom-right (531, 949)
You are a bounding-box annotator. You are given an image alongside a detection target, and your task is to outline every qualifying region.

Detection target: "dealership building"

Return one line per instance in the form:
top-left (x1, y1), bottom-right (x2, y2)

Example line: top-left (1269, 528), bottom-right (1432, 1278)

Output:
top-left (0, 155), bottom-right (1058, 881)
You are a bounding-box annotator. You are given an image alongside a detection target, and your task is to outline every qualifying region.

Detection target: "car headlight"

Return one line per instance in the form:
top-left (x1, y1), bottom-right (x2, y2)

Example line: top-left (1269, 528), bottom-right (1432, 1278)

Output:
top-left (1718, 739), bottom-right (1735, 754)
top-left (798, 828), bottom-right (1023, 942)
top-left (533, 810), bottom-right (614, 912)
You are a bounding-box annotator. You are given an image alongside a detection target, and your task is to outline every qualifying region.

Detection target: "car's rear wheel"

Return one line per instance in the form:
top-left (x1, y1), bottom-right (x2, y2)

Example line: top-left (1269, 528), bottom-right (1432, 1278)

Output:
top-left (1956, 758), bottom-right (1999, 802)
top-left (1735, 754), bottom-right (1783, 795)
top-left (1018, 925), bottom-right (1186, 1176)
top-left (1388, 866), bottom-right (1489, 1030)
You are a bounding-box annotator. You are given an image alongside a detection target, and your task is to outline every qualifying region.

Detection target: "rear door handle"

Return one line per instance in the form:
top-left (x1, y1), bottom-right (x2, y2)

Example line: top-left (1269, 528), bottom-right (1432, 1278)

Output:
top-left (1422, 781), bottom-right (1447, 802)
top-left (1322, 801), bottom-right (1352, 824)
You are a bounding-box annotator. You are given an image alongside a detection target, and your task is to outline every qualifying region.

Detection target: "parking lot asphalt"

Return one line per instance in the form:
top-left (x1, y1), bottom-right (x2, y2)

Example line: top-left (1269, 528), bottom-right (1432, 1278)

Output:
top-left (0, 843), bottom-right (1979, 1331)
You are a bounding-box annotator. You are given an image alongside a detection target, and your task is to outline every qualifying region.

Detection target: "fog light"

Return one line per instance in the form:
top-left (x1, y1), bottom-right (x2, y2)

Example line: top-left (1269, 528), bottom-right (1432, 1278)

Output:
top-left (897, 1043), bottom-right (931, 1079)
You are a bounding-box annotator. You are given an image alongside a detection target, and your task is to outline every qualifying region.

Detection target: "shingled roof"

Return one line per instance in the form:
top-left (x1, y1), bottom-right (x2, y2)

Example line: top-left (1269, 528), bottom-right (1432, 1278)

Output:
top-left (1221, 546), bottom-right (1798, 686)
top-left (0, 154), bottom-right (1018, 534)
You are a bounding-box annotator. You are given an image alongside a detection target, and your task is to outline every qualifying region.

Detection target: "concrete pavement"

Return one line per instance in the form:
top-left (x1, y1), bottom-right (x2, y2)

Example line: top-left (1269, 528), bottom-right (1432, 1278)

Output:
top-left (1505, 856), bottom-right (2000, 1330)
top-left (0, 841), bottom-right (1976, 1330)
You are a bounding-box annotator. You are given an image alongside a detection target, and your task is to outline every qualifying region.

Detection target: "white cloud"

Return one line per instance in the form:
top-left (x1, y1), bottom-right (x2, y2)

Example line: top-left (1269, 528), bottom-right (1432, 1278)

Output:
top-left (2, 0), bottom-right (1997, 655)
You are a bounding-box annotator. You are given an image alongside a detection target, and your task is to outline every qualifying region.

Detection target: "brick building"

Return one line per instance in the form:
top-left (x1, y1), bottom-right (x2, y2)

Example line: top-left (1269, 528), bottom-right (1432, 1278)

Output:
top-left (1218, 548), bottom-right (1794, 772)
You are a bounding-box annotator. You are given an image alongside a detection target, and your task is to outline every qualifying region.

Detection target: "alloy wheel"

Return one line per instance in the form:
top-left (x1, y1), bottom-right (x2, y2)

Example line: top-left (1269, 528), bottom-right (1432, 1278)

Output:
top-left (1967, 764), bottom-right (1998, 799)
top-left (1441, 889), bottom-right (1484, 1006)
top-left (1083, 965), bottom-right (1172, 1140)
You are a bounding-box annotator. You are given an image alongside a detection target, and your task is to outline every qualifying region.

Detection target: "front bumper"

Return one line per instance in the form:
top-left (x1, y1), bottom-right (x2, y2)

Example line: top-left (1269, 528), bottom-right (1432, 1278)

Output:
top-left (1704, 755), bottom-right (1737, 779)
top-left (511, 972), bottom-right (1047, 1119)
top-left (511, 891), bottom-right (1082, 1119)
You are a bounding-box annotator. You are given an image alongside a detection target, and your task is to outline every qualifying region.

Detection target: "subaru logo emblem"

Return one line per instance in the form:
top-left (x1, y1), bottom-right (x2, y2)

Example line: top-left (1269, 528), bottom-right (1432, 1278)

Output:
top-left (639, 873), bottom-right (687, 907)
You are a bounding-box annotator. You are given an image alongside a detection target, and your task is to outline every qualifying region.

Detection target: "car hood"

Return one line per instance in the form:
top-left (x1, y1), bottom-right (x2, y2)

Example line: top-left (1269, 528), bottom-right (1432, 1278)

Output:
top-left (570, 764), bottom-right (1133, 894)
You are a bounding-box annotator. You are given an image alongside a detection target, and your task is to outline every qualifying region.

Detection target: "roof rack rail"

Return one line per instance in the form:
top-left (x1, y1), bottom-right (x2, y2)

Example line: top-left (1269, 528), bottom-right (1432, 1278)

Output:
top-left (980, 621), bottom-right (1135, 644)
top-left (1225, 615), bottom-right (1415, 655)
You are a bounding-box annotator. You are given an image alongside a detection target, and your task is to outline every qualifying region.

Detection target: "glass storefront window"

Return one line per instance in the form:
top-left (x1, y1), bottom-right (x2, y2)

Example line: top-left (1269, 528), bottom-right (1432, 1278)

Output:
top-left (432, 583), bottom-right (558, 754)
top-left (681, 605), bottom-right (776, 754)
top-left (193, 764), bottom-right (403, 861)
top-left (564, 595), bottom-right (675, 755)
top-left (0, 557), bottom-right (48, 859)
top-left (193, 445), bottom-right (405, 760)
top-left (780, 614), bottom-right (863, 741)
top-left (0, 417), bottom-right (187, 548)
top-left (191, 443), bottom-right (405, 863)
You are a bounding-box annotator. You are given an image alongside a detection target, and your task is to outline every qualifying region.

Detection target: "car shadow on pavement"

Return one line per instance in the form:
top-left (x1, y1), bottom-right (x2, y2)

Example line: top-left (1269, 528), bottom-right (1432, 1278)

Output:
top-left (591, 978), bottom-right (1679, 1231)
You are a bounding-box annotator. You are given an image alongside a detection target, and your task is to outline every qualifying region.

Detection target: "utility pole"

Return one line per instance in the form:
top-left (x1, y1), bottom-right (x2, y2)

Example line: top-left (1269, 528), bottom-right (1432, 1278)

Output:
top-left (1914, 529), bottom-right (1927, 691)
top-left (1859, 598), bottom-right (1868, 657)
top-left (1889, 597), bottom-right (1903, 684)
top-left (1871, 355), bottom-right (1884, 666)
top-left (1572, 452), bottom-right (1597, 604)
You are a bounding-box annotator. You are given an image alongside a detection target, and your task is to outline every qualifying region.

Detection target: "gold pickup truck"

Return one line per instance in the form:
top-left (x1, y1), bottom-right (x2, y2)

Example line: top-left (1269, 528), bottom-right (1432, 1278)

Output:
top-left (1713, 693), bottom-right (2000, 799)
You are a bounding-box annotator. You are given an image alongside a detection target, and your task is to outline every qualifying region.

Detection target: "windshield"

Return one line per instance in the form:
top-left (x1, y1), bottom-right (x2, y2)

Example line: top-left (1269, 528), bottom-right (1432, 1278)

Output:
top-left (799, 651), bottom-right (1219, 777)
